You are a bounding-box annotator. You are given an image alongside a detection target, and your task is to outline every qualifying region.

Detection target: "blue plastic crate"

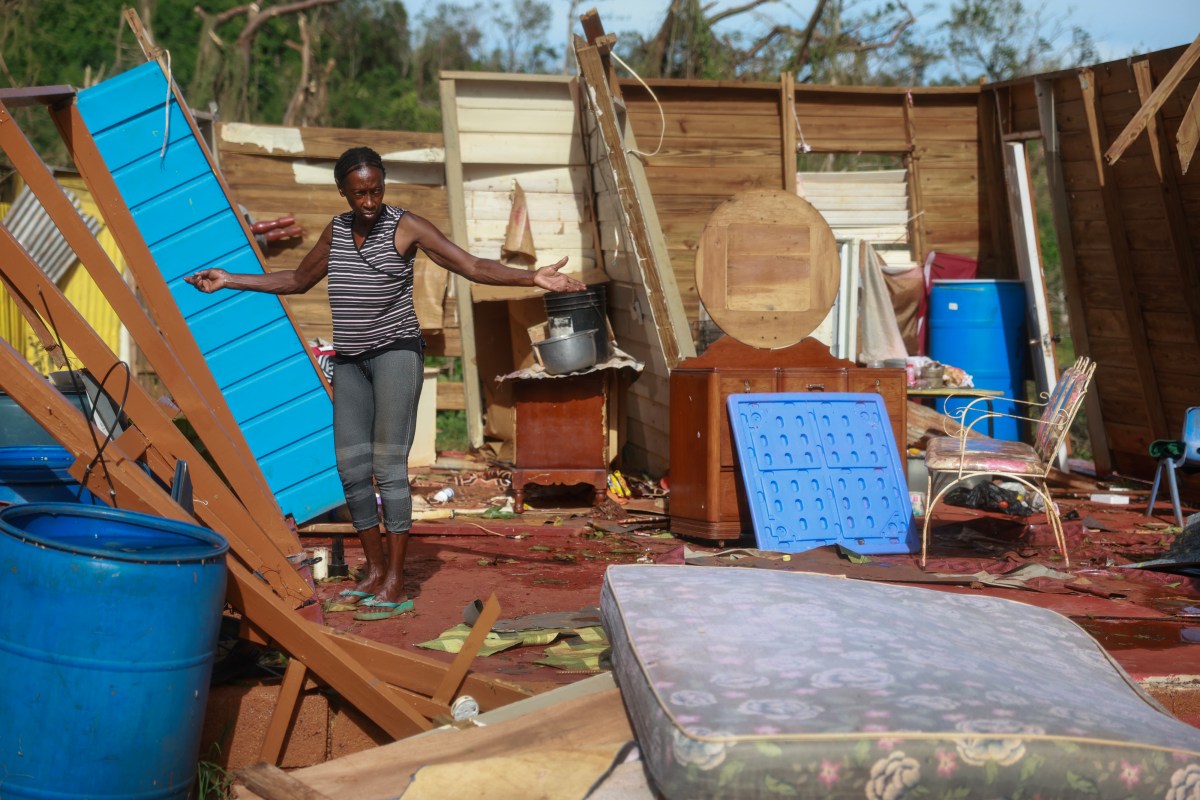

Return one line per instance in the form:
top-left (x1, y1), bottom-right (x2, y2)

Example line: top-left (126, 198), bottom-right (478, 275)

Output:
top-left (726, 393), bottom-right (916, 555)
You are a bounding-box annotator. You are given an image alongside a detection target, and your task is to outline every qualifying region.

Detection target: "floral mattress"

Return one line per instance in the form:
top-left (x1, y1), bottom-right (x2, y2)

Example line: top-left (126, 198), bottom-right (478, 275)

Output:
top-left (599, 564), bottom-right (1200, 799)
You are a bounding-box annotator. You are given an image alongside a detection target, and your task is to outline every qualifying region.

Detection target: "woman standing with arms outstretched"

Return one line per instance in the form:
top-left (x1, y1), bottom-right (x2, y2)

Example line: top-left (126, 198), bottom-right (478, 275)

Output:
top-left (187, 147), bottom-right (585, 617)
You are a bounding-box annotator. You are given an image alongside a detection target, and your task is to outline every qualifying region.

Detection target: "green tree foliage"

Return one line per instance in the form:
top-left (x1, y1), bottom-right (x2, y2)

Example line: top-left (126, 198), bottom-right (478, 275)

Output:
top-left (939, 0), bottom-right (1097, 82)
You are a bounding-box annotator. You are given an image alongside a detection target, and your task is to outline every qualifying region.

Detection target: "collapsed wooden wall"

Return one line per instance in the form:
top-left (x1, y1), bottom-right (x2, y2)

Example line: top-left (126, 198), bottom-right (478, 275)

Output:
top-left (215, 122), bottom-right (464, 411)
top-left (618, 80), bottom-right (999, 331)
top-left (990, 44), bottom-right (1200, 479)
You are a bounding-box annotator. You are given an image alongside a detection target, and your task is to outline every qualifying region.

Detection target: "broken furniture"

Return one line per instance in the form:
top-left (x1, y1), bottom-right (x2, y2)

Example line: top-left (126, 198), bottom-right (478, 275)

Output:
top-left (600, 564), bottom-right (1200, 799)
top-left (510, 369), bottom-right (613, 511)
top-left (669, 336), bottom-right (907, 544)
top-left (921, 357), bottom-right (1096, 567)
top-left (1146, 405), bottom-right (1200, 527)
top-left (727, 392), bottom-right (916, 554)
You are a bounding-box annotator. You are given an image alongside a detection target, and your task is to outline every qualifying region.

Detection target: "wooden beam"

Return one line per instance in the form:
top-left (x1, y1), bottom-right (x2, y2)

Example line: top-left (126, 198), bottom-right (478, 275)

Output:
top-left (902, 94), bottom-right (928, 263)
top-left (1078, 68), bottom-right (1169, 440)
top-left (439, 76), bottom-right (485, 450)
top-left (259, 660), bottom-right (310, 766)
top-left (1036, 77), bottom-right (1111, 474)
top-left (575, 38), bottom-right (692, 369)
top-left (1131, 59), bottom-right (1200, 361)
top-left (781, 72), bottom-right (797, 194)
top-left (1104, 34), bottom-right (1200, 165)
top-left (238, 763), bottom-right (335, 800)
top-left (432, 593), bottom-right (502, 707)
top-left (314, 626), bottom-right (532, 711)
top-left (1179, 83), bottom-right (1200, 174)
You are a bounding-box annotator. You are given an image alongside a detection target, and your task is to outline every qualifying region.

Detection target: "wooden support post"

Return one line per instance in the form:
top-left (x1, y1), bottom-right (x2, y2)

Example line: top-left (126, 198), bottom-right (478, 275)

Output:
top-left (438, 77), bottom-right (485, 450)
top-left (1035, 77), bottom-right (1112, 475)
top-left (1078, 68), bottom-right (1169, 441)
top-left (902, 94), bottom-right (928, 263)
top-left (259, 660), bottom-right (310, 766)
top-left (1105, 34), bottom-right (1200, 165)
top-left (580, 9), bottom-right (622, 102)
top-left (575, 37), bottom-right (692, 369)
top-left (1131, 59), bottom-right (1200, 354)
top-left (433, 593), bottom-right (502, 707)
top-left (0, 228), bottom-right (311, 600)
top-left (781, 72), bottom-right (797, 195)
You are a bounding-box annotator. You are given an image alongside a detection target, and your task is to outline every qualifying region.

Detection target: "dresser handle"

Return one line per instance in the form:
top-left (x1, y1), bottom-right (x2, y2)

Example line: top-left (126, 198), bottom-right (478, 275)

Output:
top-left (807, 383), bottom-right (825, 391)
top-left (743, 380), bottom-right (751, 392)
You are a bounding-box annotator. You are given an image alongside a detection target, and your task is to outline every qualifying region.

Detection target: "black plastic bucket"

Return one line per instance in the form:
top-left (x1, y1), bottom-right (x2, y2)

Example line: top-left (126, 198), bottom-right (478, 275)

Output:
top-left (544, 285), bottom-right (609, 361)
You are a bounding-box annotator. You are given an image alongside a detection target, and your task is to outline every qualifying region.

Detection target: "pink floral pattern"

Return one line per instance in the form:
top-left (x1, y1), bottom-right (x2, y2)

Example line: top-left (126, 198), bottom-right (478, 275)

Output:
top-left (602, 565), bottom-right (1200, 798)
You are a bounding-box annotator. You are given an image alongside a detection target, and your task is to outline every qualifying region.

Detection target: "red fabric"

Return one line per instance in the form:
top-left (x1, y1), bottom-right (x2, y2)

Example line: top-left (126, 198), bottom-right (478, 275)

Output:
top-left (915, 251), bottom-right (979, 354)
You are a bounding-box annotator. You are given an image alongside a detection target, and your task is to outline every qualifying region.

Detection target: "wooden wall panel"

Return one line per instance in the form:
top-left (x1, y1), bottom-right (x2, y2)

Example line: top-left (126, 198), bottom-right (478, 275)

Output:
top-left (993, 43), bottom-right (1200, 486)
top-left (621, 80), bottom-right (989, 332)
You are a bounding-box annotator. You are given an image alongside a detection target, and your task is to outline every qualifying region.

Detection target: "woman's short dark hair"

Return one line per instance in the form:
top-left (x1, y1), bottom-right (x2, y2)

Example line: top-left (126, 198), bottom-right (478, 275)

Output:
top-left (334, 147), bottom-right (385, 185)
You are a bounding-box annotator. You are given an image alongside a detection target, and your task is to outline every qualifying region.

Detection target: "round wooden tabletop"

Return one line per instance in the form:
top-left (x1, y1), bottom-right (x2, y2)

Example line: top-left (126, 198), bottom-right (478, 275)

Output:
top-left (695, 189), bottom-right (840, 350)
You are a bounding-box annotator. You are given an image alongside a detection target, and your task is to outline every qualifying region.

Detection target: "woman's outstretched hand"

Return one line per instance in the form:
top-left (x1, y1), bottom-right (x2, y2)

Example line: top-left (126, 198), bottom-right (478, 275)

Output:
top-left (184, 269), bottom-right (229, 293)
top-left (532, 257), bottom-right (586, 293)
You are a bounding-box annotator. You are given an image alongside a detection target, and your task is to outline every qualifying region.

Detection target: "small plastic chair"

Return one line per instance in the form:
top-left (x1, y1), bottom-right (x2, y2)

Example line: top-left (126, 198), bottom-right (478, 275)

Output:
top-left (1146, 406), bottom-right (1200, 527)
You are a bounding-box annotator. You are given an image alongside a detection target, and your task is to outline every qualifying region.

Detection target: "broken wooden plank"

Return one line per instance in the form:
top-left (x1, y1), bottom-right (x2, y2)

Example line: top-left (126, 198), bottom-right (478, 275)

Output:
top-left (238, 763), bottom-right (335, 800)
top-left (1104, 34), bottom-right (1200, 165)
top-left (259, 660), bottom-right (310, 766)
top-left (433, 593), bottom-right (502, 707)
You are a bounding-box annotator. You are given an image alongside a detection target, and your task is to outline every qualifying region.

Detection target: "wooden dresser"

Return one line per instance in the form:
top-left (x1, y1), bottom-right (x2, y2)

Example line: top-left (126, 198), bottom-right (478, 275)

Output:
top-left (669, 337), bottom-right (907, 543)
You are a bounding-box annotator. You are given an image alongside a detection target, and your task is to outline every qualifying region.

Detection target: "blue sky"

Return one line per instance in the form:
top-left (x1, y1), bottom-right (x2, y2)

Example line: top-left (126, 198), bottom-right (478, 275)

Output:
top-left (581, 0), bottom-right (1198, 70)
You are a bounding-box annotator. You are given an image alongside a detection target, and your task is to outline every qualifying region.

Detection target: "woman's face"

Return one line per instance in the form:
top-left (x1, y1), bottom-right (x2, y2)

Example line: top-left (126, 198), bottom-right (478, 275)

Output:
top-left (339, 165), bottom-right (385, 222)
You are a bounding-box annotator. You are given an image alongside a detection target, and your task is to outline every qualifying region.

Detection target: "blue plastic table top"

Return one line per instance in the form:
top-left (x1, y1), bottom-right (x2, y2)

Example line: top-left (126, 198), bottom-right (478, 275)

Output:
top-left (727, 393), bottom-right (917, 555)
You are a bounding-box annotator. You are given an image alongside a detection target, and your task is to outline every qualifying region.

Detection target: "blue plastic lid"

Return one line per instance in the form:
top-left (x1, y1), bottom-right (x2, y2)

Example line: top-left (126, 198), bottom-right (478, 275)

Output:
top-left (0, 502), bottom-right (229, 563)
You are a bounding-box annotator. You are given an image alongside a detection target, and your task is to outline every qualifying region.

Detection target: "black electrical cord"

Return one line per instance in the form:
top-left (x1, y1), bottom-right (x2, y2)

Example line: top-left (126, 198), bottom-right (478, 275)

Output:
top-left (39, 288), bottom-right (131, 507)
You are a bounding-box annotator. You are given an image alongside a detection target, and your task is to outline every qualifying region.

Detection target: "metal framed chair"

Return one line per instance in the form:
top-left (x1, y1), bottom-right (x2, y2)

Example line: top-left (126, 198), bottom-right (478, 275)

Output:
top-left (1146, 406), bottom-right (1200, 527)
top-left (920, 357), bottom-right (1096, 568)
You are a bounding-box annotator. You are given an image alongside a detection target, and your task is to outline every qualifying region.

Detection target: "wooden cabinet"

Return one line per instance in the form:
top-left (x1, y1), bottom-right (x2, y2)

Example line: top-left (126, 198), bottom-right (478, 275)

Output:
top-left (511, 371), bottom-right (610, 511)
top-left (669, 337), bottom-right (907, 543)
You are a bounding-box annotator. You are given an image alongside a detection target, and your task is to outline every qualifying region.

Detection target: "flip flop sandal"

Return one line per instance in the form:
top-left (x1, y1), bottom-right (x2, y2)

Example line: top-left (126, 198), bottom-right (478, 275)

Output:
top-left (353, 599), bottom-right (415, 621)
top-left (323, 589), bottom-right (375, 612)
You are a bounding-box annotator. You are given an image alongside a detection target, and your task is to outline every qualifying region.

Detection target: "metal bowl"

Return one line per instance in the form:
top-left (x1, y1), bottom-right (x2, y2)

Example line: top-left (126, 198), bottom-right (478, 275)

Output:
top-left (533, 329), bottom-right (599, 375)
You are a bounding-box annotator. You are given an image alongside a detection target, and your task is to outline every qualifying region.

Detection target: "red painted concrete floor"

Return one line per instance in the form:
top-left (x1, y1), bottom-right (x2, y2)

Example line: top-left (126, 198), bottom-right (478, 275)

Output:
top-left (295, 462), bottom-right (1200, 720)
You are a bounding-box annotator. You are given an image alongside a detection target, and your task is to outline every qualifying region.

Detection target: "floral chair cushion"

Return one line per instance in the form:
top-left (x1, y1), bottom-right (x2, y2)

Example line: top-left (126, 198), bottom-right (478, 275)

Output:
top-left (925, 435), bottom-right (1045, 475)
top-left (600, 564), bottom-right (1200, 800)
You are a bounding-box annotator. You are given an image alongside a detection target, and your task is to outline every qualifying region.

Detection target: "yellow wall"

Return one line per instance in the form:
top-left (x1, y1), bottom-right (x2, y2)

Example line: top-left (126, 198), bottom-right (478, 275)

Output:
top-left (0, 176), bottom-right (128, 375)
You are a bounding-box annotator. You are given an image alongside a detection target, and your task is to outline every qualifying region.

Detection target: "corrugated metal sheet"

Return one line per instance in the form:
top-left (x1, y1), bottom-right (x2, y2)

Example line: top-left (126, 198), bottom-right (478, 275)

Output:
top-left (0, 180), bottom-right (127, 372)
top-left (76, 61), bottom-right (342, 524)
top-left (3, 185), bottom-right (103, 283)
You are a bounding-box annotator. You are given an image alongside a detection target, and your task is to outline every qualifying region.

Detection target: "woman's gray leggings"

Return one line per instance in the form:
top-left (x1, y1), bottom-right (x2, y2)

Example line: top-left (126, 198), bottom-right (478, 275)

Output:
top-left (332, 349), bottom-right (423, 533)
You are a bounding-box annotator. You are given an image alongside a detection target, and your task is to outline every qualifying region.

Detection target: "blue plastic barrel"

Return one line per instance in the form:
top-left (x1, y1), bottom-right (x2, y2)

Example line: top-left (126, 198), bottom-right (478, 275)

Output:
top-left (0, 446), bottom-right (101, 505)
top-left (929, 279), bottom-right (1028, 441)
top-left (0, 503), bottom-right (229, 799)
